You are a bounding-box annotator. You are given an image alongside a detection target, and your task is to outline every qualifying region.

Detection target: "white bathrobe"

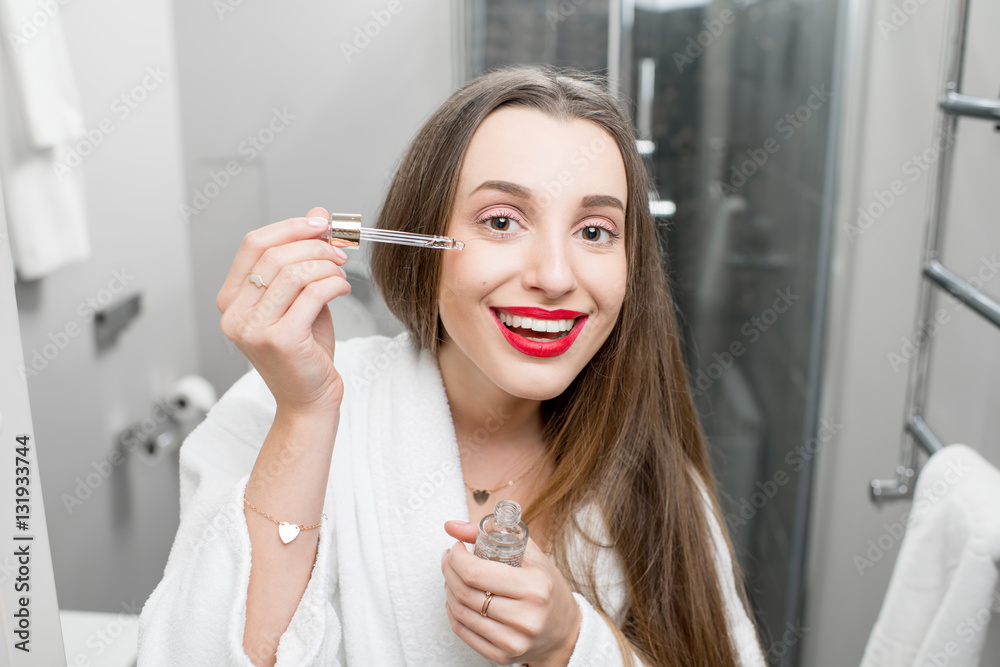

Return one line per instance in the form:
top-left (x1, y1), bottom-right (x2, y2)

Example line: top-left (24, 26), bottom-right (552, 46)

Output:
top-left (138, 332), bottom-right (766, 666)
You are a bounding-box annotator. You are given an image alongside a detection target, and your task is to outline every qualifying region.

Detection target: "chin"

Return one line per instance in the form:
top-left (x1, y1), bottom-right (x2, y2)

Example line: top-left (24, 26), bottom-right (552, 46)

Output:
top-left (489, 364), bottom-right (579, 402)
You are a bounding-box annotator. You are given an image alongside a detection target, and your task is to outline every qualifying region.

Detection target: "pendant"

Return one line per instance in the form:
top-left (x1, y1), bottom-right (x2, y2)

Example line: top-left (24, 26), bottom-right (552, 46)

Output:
top-left (473, 489), bottom-right (490, 505)
top-left (278, 522), bottom-right (301, 544)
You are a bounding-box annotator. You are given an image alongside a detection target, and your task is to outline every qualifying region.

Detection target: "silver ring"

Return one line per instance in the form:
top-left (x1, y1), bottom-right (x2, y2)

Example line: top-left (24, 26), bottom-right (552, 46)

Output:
top-left (248, 273), bottom-right (268, 289)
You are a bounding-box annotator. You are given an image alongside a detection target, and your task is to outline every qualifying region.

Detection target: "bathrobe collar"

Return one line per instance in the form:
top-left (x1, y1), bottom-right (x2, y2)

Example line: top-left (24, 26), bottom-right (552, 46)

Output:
top-left (365, 334), bottom-right (486, 664)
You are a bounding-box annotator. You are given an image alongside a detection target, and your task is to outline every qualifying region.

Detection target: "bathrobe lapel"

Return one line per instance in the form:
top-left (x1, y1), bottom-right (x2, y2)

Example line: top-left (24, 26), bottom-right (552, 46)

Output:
top-left (367, 340), bottom-right (489, 665)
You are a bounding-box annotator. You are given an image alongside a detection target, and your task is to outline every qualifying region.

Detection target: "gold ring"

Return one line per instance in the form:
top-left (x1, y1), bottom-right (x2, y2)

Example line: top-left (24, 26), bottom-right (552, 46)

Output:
top-left (480, 591), bottom-right (494, 617)
top-left (248, 273), bottom-right (268, 289)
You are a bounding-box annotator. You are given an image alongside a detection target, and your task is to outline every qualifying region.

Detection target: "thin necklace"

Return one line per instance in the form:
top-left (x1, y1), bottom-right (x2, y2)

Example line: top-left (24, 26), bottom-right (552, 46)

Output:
top-left (464, 456), bottom-right (545, 506)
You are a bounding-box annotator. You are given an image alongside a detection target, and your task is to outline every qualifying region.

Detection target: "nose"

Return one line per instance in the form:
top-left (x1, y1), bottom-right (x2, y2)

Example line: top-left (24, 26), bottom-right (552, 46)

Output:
top-left (520, 231), bottom-right (577, 299)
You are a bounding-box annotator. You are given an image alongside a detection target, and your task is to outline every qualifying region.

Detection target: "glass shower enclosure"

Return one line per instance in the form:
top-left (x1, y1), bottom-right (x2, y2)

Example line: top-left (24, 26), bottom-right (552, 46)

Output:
top-left (454, 1), bottom-right (841, 664)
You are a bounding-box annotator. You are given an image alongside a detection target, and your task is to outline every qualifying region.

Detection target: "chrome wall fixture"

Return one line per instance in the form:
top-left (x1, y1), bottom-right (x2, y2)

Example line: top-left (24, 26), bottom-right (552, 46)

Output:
top-left (869, 0), bottom-right (1000, 504)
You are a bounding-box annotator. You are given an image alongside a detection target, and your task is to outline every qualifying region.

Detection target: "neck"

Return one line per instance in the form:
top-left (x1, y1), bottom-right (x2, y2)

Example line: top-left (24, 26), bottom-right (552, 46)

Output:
top-left (436, 338), bottom-right (545, 465)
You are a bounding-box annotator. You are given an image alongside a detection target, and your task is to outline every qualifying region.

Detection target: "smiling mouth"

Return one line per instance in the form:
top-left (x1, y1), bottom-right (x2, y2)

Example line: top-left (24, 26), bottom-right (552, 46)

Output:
top-left (492, 308), bottom-right (582, 341)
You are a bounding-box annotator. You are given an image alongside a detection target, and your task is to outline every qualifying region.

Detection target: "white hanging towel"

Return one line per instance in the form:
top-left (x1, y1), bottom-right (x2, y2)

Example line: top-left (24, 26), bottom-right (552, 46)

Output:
top-left (0, 0), bottom-right (88, 280)
top-left (860, 443), bottom-right (1000, 667)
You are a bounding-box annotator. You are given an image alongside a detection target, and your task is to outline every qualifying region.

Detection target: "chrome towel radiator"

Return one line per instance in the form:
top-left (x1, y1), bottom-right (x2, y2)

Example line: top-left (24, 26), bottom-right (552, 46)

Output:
top-left (869, 0), bottom-right (1000, 504)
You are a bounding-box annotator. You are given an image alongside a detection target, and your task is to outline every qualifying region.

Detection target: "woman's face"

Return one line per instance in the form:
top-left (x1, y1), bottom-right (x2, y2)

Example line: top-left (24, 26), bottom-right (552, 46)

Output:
top-left (438, 106), bottom-right (629, 401)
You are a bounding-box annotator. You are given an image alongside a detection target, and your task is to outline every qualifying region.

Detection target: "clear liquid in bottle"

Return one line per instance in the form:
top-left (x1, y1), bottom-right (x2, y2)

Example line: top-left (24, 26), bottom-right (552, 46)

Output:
top-left (473, 499), bottom-right (528, 567)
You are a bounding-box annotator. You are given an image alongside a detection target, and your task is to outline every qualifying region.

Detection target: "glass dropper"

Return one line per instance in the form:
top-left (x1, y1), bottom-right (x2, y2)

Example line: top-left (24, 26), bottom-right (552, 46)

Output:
top-left (318, 213), bottom-right (465, 250)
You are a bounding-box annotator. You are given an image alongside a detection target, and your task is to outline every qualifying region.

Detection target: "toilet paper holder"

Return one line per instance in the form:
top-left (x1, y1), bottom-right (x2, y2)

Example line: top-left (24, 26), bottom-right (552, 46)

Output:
top-left (116, 376), bottom-right (217, 461)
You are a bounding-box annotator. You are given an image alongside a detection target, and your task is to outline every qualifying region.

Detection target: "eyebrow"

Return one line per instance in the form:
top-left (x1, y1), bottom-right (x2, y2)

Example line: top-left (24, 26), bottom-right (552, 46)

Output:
top-left (470, 180), bottom-right (625, 212)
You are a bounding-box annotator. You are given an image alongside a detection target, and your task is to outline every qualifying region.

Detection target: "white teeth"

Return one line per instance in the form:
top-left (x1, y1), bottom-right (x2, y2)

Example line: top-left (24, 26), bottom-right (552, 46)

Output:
top-left (496, 310), bottom-right (577, 333)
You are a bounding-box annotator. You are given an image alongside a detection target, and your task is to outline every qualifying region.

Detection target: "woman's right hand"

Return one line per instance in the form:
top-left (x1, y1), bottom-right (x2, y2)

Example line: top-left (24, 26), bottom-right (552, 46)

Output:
top-left (217, 206), bottom-right (353, 418)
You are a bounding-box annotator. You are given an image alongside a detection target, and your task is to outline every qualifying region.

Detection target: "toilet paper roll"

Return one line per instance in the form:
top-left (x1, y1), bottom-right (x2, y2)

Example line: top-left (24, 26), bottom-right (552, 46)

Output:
top-left (168, 375), bottom-right (217, 423)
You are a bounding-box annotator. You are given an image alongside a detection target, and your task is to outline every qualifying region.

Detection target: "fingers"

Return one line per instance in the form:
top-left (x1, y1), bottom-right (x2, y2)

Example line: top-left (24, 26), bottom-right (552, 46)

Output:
top-left (444, 595), bottom-right (516, 664)
top-left (521, 536), bottom-right (545, 569)
top-left (442, 552), bottom-right (514, 626)
top-left (442, 530), bottom-right (577, 665)
top-left (444, 586), bottom-right (533, 663)
top-left (216, 214), bottom-right (355, 314)
top-left (442, 541), bottom-right (550, 605)
top-left (305, 206), bottom-right (329, 221)
top-left (227, 241), bottom-right (347, 318)
top-left (443, 520), bottom-right (479, 544)
top-left (279, 273), bottom-right (353, 333)
top-left (244, 259), bottom-right (347, 332)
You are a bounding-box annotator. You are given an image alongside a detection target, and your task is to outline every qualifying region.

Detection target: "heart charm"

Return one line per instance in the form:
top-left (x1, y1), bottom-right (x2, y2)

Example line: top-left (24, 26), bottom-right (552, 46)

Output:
top-left (473, 490), bottom-right (490, 505)
top-left (278, 522), bottom-right (300, 544)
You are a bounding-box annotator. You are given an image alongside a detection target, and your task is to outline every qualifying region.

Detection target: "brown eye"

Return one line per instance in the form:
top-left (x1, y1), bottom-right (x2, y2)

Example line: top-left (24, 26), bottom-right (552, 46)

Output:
top-left (491, 217), bottom-right (511, 231)
top-left (575, 224), bottom-right (618, 245)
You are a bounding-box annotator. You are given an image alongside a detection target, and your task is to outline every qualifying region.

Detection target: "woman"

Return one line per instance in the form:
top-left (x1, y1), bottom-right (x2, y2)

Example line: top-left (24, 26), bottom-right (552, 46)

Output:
top-left (138, 65), bottom-right (767, 666)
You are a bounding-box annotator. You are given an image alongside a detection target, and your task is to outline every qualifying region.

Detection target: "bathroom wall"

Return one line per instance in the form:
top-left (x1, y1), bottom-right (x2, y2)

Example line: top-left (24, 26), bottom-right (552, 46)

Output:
top-left (170, 1), bottom-right (450, 394)
top-left (11, 0), bottom-right (199, 612)
top-left (804, 0), bottom-right (1000, 663)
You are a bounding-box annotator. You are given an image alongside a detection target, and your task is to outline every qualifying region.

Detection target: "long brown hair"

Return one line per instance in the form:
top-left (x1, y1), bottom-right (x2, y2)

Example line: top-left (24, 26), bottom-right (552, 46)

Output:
top-left (370, 64), bottom-right (760, 666)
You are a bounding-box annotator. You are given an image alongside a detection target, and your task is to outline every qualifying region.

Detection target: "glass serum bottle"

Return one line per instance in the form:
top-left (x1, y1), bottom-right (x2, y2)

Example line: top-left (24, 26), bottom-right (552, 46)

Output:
top-left (473, 499), bottom-right (529, 567)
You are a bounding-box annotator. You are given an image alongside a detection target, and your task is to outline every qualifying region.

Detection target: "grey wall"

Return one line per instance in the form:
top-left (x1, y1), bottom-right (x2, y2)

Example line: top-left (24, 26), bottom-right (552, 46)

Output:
top-left (804, 0), bottom-right (1000, 663)
top-left (12, 0), bottom-right (198, 612)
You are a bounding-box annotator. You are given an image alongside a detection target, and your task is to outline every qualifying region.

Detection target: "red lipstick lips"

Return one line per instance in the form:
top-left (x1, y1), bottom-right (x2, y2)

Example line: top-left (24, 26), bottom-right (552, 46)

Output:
top-left (491, 307), bottom-right (588, 358)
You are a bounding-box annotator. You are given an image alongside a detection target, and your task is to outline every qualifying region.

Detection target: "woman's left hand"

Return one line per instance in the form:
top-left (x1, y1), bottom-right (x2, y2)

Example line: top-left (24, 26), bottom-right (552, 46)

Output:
top-left (441, 520), bottom-right (581, 667)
